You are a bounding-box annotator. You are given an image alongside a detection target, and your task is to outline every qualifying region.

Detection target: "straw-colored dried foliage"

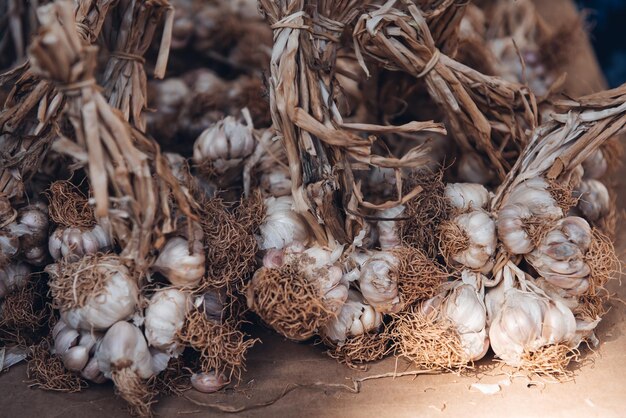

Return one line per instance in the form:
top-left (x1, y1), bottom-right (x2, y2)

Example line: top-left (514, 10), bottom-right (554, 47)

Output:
top-left (389, 308), bottom-right (469, 371)
top-left (48, 254), bottom-right (126, 310)
top-left (393, 246), bottom-right (448, 306)
top-left (112, 368), bottom-right (157, 418)
top-left (246, 265), bottom-right (333, 342)
top-left (585, 229), bottom-right (621, 295)
top-left (400, 171), bottom-right (449, 256)
top-left (151, 357), bottom-right (191, 397)
top-left (325, 331), bottom-right (391, 368)
top-left (516, 345), bottom-right (579, 379)
top-left (27, 340), bottom-right (86, 393)
top-left (46, 180), bottom-right (95, 228)
top-left (199, 197), bottom-right (258, 290)
top-left (438, 220), bottom-right (469, 265)
top-left (178, 309), bottom-right (257, 383)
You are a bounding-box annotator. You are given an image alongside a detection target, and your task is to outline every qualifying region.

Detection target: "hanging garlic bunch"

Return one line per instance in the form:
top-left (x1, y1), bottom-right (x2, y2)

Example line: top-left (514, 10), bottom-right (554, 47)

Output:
top-left (48, 224), bottom-right (112, 262)
top-left (257, 196), bottom-right (309, 250)
top-left (574, 180), bottom-right (610, 222)
top-left (496, 177), bottom-right (563, 254)
top-left (152, 235), bottom-right (205, 288)
top-left (0, 261), bottom-right (31, 299)
top-left (96, 321), bottom-right (167, 416)
top-left (192, 110), bottom-right (255, 176)
top-left (526, 217), bottom-right (593, 297)
top-left (46, 255), bottom-right (139, 331)
top-left (144, 288), bottom-right (191, 356)
top-left (440, 183), bottom-right (496, 271)
top-left (52, 319), bottom-right (105, 383)
top-left (321, 289), bottom-right (383, 344)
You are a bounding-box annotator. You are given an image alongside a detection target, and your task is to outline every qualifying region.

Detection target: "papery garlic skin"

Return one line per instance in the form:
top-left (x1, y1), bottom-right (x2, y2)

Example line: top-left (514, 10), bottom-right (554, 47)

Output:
top-left (48, 225), bottom-right (112, 261)
top-left (96, 321), bottom-right (154, 380)
top-left (192, 115), bottom-right (255, 174)
top-left (582, 149), bottom-right (608, 180)
top-left (152, 236), bottom-right (205, 288)
top-left (321, 289), bottom-right (383, 343)
top-left (144, 288), bottom-right (191, 355)
top-left (457, 152), bottom-right (495, 184)
top-left (497, 177), bottom-right (562, 255)
top-left (0, 262), bottom-right (31, 299)
top-left (448, 210), bottom-right (496, 271)
top-left (377, 206), bottom-right (404, 250)
top-left (260, 168), bottom-right (292, 197)
top-left (10, 203), bottom-right (49, 265)
top-left (526, 217), bottom-right (592, 296)
top-left (355, 251), bottom-right (402, 314)
top-left (445, 183), bottom-right (490, 212)
top-left (575, 180), bottom-right (610, 222)
top-left (258, 196), bottom-right (308, 250)
top-left (59, 265), bottom-right (139, 331)
top-left (191, 371), bottom-right (228, 393)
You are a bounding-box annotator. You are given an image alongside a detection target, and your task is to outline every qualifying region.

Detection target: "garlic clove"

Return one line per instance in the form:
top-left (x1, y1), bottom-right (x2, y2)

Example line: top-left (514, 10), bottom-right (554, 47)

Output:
top-left (144, 288), bottom-right (191, 355)
top-left (258, 196), bottom-right (309, 250)
top-left (191, 371), bottom-right (228, 393)
top-left (445, 183), bottom-right (490, 212)
top-left (54, 327), bottom-right (80, 354)
top-left (152, 236), bottom-right (205, 288)
top-left (96, 321), bottom-right (154, 380)
top-left (62, 346), bottom-right (90, 371)
top-left (81, 356), bottom-right (107, 384)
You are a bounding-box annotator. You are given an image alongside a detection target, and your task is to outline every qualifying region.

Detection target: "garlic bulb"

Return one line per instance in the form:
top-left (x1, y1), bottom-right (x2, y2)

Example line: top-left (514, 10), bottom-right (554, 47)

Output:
top-left (0, 262), bottom-right (31, 299)
top-left (191, 371), bottom-right (228, 393)
top-left (354, 251), bottom-right (402, 314)
top-left (144, 288), bottom-right (191, 355)
top-left (96, 321), bottom-right (155, 380)
top-left (48, 224), bottom-right (112, 261)
top-left (582, 149), bottom-right (608, 179)
top-left (0, 230), bottom-right (20, 263)
top-left (10, 203), bottom-right (49, 265)
top-left (526, 217), bottom-right (592, 296)
top-left (575, 180), bottom-right (610, 222)
top-left (192, 114), bottom-right (255, 175)
top-left (152, 236), bottom-right (205, 288)
top-left (443, 210), bottom-right (496, 271)
top-left (445, 183), bottom-right (490, 212)
top-left (321, 289), bottom-right (383, 343)
top-left (260, 167), bottom-right (292, 197)
top-left (48, 258), bottom-right (139, 331)
top-left (457, 152), bottom-right (495, 184)
top-left (257, 196), bottom-right (309, 250)
top-left (377, 206), bottom-right (404, 250)
top-left (497, 177), bottom-right (562, 255)
top-left (53, 319), bottom-right (103, 376)
top-left (488, 288), bottom-right (576, 366)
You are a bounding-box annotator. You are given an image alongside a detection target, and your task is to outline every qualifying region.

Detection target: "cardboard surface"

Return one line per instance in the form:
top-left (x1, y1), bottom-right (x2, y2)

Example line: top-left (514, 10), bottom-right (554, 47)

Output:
top-left (1, 1), bottom-right (624, 417)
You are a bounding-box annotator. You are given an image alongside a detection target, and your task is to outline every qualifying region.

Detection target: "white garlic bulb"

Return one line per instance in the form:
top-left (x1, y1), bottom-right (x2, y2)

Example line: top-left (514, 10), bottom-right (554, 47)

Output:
top-left (0, 262), bottom-right (31, 299)
top-left (446, 210), bottom-right (496, 271)
top-left (152, 236), bottom-right (205, 288)
top-left (575, 180), bottom-right (610, 222)
top-left (53, 319), bottom-right (103, 374)
top-left (260, 167), bottom-right (292, 197)
top-left (355, 251), bottom-right (402, 314)
top-left (96, 321), bottom-right (155, 380)
top-left (321, 289), bottom-right (383, 343)
top-left (497, 177), bottom-right (562, 255)
top-left (526, 217), bottom-right (592, 296)
top-left (444, 183), bottom-right (490, 212)
top-left (488, 288), bottom-right (577, 366)
top-left (457, 152), bottom-right (495, 184)
top-left (144, 288), bottom-right (191, 355)
top-left (258, 196), bottom-right (309, 250)
top-left (582, 149), bottom-right (608, 179)
top-left (48, 224), bottom-right (112, 262)
top-left (192, 115), bottom-right (255, 174)
top-left (376, 206), bottom-right (404, 250)
top-left (10, 203), bottom-right (49, 265)
top-left (50, 261), bottom-right (139, 331)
